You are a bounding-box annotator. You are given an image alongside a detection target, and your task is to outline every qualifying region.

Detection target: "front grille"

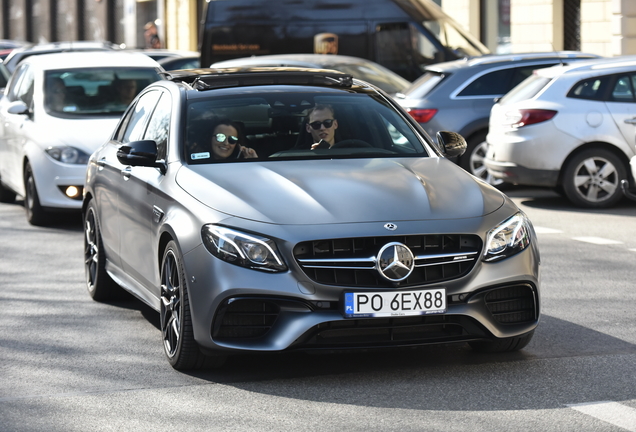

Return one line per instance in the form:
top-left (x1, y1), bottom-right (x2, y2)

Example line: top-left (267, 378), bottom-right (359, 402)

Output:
top-left (295, 315), bottom-right (486, 348)
top-left (294, 234), bottom-right (482, 287)
top-left (484, 284), bottom-right (537, 324)
top-left (213, 299), bottom-right (280, 340)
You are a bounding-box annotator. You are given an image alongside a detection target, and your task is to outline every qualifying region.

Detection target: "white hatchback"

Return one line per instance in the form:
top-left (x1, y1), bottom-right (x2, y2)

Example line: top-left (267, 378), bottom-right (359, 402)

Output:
top-left (485, 56), bottom-right (636, 208)
top-left (0, 51), bottom-right (162, 225)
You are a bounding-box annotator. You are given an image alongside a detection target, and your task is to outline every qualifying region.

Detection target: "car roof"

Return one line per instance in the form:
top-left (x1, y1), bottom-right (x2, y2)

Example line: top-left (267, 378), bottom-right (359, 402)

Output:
top-left (211, 54), bottom-right (392, 69)
top-left (3, 40), bottom-right (120, 71)
top-left (22, 51), bottom-right (162, 70)
top-left (423, 51), bottom-right (602, 73)
top-left (533, 55), bottom-right (636, 79)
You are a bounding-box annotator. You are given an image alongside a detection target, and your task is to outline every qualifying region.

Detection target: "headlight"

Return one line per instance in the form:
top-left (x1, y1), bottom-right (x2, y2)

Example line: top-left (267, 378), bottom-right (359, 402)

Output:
top-left (202, 225), bottom-right (287, 272)
top-left (45, 146), bottom-right (90, 164)
top-left (483, 212), bottom-right (532, 262)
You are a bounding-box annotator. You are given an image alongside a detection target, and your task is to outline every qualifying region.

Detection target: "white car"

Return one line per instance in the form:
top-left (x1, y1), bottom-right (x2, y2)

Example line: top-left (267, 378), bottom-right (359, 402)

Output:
top-left (485, 56), bottom-right (636, 208)
top-left (0, 51), bottom-right (162, 225)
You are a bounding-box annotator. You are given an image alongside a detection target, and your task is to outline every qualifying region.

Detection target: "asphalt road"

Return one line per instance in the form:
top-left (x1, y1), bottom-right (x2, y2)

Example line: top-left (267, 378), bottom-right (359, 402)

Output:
top-left (1, 188), bottom-right (635, 432)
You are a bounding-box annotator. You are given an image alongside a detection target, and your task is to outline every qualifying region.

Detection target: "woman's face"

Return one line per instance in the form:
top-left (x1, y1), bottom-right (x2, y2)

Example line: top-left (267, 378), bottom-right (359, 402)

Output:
top-left (211, 124), bottom-right (239, 159)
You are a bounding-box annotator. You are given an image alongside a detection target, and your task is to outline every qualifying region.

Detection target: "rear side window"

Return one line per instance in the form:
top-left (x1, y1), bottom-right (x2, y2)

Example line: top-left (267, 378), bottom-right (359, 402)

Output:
top-left (404, 71), bottom-right (444, 98)
top-left (499, 74), bottom-right (552, 105)
top-left (567, 76), bottom-right (611, 101)
top-left (457, 69), bottom-right (512, 96)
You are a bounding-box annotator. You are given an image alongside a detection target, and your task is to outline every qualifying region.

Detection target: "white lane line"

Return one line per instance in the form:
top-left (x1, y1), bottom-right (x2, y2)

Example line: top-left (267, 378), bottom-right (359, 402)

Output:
top-left (568, 401), bottom-right (636, 431)
top-left (572, 236), bottom-right (623, 245)
top-left (534, 227), bottom-right (563, 234)
top-left (630, 248), bottom-right (636, 252)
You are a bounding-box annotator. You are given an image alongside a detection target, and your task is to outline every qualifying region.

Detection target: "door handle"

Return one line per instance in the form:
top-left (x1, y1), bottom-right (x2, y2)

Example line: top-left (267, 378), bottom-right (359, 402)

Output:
top-left (96, 157), bottom-right (106, 169)
top-left (624, 118), bottom-right (636, 125)
top-left (121, 166), bottom-right (132, 180)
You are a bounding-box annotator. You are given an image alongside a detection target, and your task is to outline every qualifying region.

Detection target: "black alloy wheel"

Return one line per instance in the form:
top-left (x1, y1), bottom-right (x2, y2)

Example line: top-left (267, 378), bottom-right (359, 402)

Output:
top-left (84, 200), bottom-right (119, 301)
top-left (24, 163), bottom-right (47, 226)
top-left (160, 240), bottom-right (225, 370)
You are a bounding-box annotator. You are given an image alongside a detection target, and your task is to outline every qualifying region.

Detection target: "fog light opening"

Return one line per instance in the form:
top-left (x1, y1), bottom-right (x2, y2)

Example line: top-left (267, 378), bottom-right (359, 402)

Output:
top-left (60, 185), bottom-right (83, 200)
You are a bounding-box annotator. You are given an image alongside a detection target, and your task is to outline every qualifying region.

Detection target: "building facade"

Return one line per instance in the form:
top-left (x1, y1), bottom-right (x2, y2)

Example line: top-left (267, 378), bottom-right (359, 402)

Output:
top-left (0, 0), bottom-right (635, 58)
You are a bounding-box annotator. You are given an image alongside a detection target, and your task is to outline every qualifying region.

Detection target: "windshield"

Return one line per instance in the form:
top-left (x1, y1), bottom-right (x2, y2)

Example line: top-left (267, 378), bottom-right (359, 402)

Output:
top-left (185, 90), bottom-right (430, 164)
top-left (44, 67), bottom-right (161, 117)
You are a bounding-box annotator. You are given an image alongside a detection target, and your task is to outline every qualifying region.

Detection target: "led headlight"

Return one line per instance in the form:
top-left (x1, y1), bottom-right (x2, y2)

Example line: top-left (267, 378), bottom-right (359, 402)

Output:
top-left (45, 146), bottom-right (90, 164)
top-left (202, 225), bottom-right (287, 272)
top-left (484, 212), bottom-right (532, 262)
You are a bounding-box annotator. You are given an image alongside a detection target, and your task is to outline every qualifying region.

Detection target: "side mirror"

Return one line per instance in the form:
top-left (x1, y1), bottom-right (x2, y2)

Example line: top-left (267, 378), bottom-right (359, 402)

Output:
top-left (117, 140), bottom-right (166, 174)
top-left (7, 100), bottom-right (29, 115)
top-left (436, 131), bottom-right (467, 158)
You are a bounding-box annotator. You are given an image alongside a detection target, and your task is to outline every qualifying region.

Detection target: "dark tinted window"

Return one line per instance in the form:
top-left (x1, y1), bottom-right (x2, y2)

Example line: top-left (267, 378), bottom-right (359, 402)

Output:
top-left (117, 90), bottom-right (161, 144)
top-left (457, 69), bottom-right (512, 96)
top-left (567, 75), bottom-right (612, 101)
top-left (608, 74), bottom-right (636, 102)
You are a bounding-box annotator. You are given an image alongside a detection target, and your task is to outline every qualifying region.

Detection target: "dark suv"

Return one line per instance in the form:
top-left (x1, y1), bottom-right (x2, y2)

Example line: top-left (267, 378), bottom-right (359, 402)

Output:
top-left (395, 52), bottom-right (601, 184)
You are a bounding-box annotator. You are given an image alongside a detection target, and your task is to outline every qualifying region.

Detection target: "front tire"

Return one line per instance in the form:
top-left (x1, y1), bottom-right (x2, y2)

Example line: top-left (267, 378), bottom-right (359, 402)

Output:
top-left (459, 132), bottom-right (503, 186)
top-left (469, 330), bottom-right (534, 353)
top-left (24, 163), bottom-right (47, 226)
top-left (562, 149), bottom-right (626, 208)
top-left (160, 240), bottom-right (225, 370)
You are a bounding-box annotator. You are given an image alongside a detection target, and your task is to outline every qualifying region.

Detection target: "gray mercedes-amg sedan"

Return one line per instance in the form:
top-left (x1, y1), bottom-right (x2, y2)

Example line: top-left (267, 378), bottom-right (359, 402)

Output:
top-left (83, 67), bottom-right (541, 370)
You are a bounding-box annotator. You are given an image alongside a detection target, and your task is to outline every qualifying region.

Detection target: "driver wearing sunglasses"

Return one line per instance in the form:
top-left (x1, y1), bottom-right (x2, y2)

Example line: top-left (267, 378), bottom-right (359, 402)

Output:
top-left (211, 118), bottom-right (258, 160)
top-left (306, 104), bottom-right (339, 149)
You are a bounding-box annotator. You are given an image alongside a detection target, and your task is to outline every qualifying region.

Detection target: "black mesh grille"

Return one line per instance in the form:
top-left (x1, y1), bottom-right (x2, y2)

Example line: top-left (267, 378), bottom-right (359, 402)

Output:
top-left (214, 299), bottom-right (280, 340)
top-left (294, 234), bottom-right (482, 287)
top-left (296, 315), bottom-right (485, 348)
top-left (484, 285), bottom-right (537, 324)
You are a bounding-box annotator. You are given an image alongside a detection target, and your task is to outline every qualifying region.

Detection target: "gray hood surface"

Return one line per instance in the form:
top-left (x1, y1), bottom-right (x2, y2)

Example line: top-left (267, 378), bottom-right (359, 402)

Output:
top-left (178, 157), bottom-right (505, 225)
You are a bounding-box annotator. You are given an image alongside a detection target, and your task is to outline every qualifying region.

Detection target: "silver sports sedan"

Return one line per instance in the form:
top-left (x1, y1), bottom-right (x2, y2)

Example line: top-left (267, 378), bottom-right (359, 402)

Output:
top-left (83, 68), bottom-right (541, 370)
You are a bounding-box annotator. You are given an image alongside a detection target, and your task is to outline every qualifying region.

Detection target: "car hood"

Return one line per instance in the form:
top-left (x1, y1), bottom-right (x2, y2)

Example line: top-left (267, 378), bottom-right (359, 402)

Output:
top-left (178, 158), bottom-right (505, 225)
top-left (38, 116), bottom-right (120, 154)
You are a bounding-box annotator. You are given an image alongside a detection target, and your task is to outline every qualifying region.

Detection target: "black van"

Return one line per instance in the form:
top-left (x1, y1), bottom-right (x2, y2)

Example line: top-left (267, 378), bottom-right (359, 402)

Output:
top-left (200, 0), bottom-right (489, 81)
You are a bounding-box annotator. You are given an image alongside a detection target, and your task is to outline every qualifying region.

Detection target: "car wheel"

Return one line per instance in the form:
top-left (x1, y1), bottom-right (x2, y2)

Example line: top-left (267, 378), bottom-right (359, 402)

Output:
top-left (468, 330), bottom-right (534, 353)
top-left (562, 149), bottom-right (626, 208)
top-left (84, 200), bottom-right (119, 301)
top-left (160, 240), bottom-right (226, 370)
top-left (459, 132), bottom-right (503, 187)
top-left (0, 179), bottom-right (16, 203)
top-left (24, 163), bottom-right (47, 226)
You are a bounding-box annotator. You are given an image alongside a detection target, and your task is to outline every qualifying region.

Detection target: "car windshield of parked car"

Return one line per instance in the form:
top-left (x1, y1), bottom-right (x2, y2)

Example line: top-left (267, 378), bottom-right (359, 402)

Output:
top-left (185, 90), bottom-right (429, 164)
top-left (44, 67), bottom-right (161, 117)
top-left (327, 63), bottom-right (411, 94)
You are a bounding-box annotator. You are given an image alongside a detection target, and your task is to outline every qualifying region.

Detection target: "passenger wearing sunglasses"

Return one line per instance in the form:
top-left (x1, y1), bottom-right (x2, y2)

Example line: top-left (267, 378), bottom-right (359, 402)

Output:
top-left (210, 118), bottom-right (258, 160)
top-left (306, 104), bottom-right (339, 149)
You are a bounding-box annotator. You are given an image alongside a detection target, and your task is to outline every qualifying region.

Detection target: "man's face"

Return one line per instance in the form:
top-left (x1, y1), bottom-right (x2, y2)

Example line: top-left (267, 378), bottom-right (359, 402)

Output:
top-left (306, 108), bottom-right (338, 145)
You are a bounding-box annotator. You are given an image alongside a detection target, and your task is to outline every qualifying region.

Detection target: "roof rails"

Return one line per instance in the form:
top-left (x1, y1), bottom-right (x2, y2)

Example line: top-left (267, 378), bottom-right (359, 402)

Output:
top-left (161, 67), bottom-right (354, 90)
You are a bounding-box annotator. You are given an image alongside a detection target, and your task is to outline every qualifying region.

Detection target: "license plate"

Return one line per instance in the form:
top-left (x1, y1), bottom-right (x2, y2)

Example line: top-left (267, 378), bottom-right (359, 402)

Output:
top-left (343, 288), bottom-right (446, 318)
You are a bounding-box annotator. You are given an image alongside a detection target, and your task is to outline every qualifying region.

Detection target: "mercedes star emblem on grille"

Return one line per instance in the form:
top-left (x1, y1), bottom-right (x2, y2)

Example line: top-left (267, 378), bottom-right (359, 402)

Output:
top-left (384, 223), bottom-right (397, 231)
top-left (377, 242), bottom-right (414, 282)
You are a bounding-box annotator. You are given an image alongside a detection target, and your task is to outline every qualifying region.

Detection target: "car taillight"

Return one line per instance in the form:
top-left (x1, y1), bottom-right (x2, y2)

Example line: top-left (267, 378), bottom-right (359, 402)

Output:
top-left (406, 108), bottom-right (438, 123)
top-left (507, 109), bottom-right (557, 128)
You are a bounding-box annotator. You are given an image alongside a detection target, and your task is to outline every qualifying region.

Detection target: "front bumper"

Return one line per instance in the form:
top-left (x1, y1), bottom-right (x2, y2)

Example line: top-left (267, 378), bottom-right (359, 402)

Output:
top-left (30, 151), bottom-right (86, 209)
top-left (182, 235), bottom-right (541, 355)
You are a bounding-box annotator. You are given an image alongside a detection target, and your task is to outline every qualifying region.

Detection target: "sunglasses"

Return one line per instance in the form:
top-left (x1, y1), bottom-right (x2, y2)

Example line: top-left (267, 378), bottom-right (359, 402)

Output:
top-left (215, 133), bottom-right (239, 144)
top-left (308, 119), bottom-right (335, 130)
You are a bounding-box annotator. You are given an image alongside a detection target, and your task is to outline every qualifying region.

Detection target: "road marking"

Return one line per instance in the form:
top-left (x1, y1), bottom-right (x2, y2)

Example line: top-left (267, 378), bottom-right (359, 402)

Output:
top-left (572, 236), bottom-right (623, 245)
top-left (568, 401), bottom-right (636, 431)
top-left (534, 226), bottom-right (563, 234)
top-left (630, 248), bottom-right (636, 252)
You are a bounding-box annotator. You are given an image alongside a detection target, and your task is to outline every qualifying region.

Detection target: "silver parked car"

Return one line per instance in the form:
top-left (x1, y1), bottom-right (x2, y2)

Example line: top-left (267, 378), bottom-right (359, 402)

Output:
top-left (83, 67), bottom-right (541, 369)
